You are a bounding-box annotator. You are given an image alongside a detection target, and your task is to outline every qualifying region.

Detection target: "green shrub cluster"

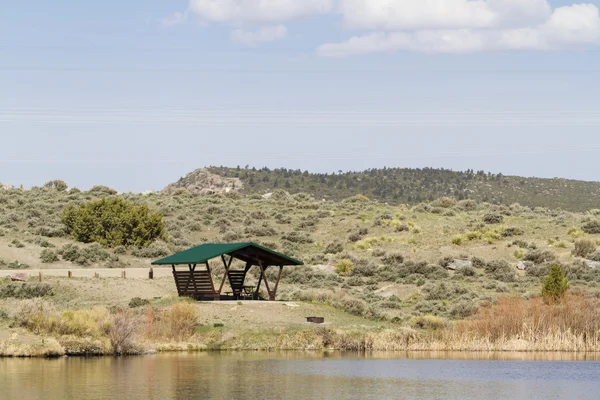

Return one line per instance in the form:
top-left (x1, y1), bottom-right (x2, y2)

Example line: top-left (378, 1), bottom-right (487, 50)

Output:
top-left (62, 198), bottom-right (165, 248)
top-left (0, 283), bottom-right (54, 299)
top-left (58, 244), bottom-right (114, 266)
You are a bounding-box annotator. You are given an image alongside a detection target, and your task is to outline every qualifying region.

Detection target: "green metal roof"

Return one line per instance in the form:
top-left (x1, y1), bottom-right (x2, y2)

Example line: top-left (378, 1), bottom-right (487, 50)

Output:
top-left (151, 242), bottom-right (304, 266)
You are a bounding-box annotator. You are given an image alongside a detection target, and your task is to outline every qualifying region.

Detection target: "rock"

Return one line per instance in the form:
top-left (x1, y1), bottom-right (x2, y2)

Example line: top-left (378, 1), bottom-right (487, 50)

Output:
top-left (262, 193), bottom-right (273, 199)
top-left (11, 273), bottom-right (29, 282)
top-left (586, 260), bottom-right (600, 270)
top-left (162, 168), bottom-right (243, 195)
top-left (517, 261), bottom-right (533, 271)
top-left (447, 259), bottom-right (472, 270)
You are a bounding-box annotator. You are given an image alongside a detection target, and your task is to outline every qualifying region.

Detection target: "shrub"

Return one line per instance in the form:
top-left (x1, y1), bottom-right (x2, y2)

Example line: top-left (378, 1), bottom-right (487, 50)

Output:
top-left (568, 227), bottom-right (586, 239)
top-left (128, 297), bottom-right (150, 308)
top-left (88, 185), bottom-right (118, 196)
top-left (410, 315), bottom-right (446, 330)
top-left (44, 180), bottom-right (68, 191)
top-left (450, 300), bottom-right (477, 318)
top-left (451, 235), bottom-right (464, 245)
top-left (281, 231), bottom-right (313, 244)
top-left (572, 239), bottom-right (596, 258)
top-left (109, 308), bottom-right (140, 354)
top-left (132, 241), bottom-right (170, 258)
top-left (7, 260), bottom-right (29, 269)
top-left (483, 213), bottom-right (504, 224)
top-left (502, 227), bottom-right (524, 237)
top-left (11, 239), bottom-right (24, 248)
top-left (471, 257), bottom-right (486, 268)
top-left (542, 264), bottom-right (569, 304)
top-left (582, 221), bottom-right (600, 234)
top-left (484, 260), bottom-right (515, 282)
top-left (395, 224), bottom-right (410, 232)
top-left (335, 259), bottom-right (354, 276)
top-left (589, 252), bottom-right (600, 262)
top-left (62, 198), bottom-right (165, 248)
top-left (324, 241), bottom-right (344, 255)
top-left (58, 243), bottom-right (113, 266)
top-left (456, 266), bottom-right (477, 277)
top-left (114, 245), bottom-right (127, 255)
top-left (0, 283), bottom-right (54, 299)
top-left (40, 249), bottom-right (59, 263)
top-left (431, 197), bottom-right (457, 208)
top-left (524, 249), bottom-right (557, 265)
top-left (381, 252), bottom-right (404, 265)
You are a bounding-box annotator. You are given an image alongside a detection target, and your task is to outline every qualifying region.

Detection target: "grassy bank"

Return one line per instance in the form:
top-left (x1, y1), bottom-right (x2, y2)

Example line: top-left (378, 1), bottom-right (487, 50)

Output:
top-left (2, 290), bottom-right (599, 357)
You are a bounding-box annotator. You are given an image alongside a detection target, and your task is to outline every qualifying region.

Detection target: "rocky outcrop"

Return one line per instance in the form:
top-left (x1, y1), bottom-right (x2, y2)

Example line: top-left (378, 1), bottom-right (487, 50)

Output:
top-left (162, 168), bottom-right (243, 195)
top-left (446, 259), bottom-right (472, 270)
top-left (586, 260), bottom-right (600, 270)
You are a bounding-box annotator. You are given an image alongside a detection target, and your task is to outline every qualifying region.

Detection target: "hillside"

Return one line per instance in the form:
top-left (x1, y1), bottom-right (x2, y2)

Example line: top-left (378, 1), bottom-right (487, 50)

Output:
top-left (1, 184), bottom-right (600, 354)
top-left (182, 167), bottom-right (600, 212)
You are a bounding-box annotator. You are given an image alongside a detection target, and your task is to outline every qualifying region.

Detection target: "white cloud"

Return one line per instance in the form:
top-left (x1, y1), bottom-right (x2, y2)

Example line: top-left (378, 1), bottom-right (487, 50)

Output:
top-left (173, 0), bottom-right (600, 52)
top-left (318, 3), bottom-right (600, 55)
top-left (189, 0), bottom-right (334, 23)
top-left (232, 25), bottom-right (288, 46)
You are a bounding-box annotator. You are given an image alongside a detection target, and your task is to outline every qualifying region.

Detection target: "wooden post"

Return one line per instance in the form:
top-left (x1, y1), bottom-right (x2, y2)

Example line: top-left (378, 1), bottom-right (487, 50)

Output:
top-left (205, 261), bottom-right (217, 299)
top-left (94, 272), bottom-right (99, 279)
top-left (122, 270), bottom-right (126, 279)
top-left (272, 266), bottom-right (284, 300)
top-left (257, 260), bottom-right (274, 301)
top-left (38, 272), bottom-right (42, 282)
top-left (68, 271), bottom-right (72, 279)
top-left (217, 255), bottom-right (234, 295)
top-left (149, 268), bottom-right (154, 280)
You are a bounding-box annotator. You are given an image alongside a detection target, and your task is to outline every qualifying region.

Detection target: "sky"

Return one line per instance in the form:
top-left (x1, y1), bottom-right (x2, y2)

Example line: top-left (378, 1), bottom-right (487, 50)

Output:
top-left (1, 0), bottom-right (600, 192)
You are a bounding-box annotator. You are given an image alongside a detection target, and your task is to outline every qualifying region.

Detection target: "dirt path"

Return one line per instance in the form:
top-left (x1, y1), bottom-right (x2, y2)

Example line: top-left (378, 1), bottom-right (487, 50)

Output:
top-left (0, 267), bottom-right (172, 279)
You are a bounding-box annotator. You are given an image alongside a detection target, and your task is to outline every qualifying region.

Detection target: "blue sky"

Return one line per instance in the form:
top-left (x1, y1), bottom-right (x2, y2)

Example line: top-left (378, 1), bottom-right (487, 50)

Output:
top-left (1, 0), bottom-right (600, 192)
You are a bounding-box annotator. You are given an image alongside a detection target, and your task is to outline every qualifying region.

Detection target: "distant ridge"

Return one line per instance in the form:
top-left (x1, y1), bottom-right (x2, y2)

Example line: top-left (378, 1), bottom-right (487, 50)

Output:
top-left (164, 166), bottom-right (600, 212)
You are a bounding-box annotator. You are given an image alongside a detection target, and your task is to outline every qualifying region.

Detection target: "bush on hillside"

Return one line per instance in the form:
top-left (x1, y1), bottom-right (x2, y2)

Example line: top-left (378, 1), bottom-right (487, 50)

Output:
top-left (44, 180), bottom-right (68, 192)
top-left (484, 260), bottom-right (516, 282)
top-left (524, 249), bottom-right (557, 265)
top-left (40, 249), bottom-right (59, 263)
top-left (572, 239), bottom-right (596, 258)
top-left (582, 221), bottom-right (600, 234)
top-left (483, 213), bottom-right (504, 224)
top-left (58, 243), bottom-right (114, 266)
top-left (335, 259), bottom-right (354, 276)
top-left (61, 198), bottom-right (165, 248)
top-left (0, 283), bottom-right (54, 299)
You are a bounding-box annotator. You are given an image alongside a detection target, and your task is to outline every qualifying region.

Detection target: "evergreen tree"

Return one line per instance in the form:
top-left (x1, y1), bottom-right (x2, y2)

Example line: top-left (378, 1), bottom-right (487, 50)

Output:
top-left (542, 264), bottom-right (569, 304)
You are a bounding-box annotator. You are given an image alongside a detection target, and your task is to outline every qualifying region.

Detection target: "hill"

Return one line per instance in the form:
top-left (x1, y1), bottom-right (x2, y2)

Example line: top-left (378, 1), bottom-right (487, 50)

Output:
top-left (1, 182), bottom-right (600, 354)
top-left (175, 166), bottom-right (600, 212)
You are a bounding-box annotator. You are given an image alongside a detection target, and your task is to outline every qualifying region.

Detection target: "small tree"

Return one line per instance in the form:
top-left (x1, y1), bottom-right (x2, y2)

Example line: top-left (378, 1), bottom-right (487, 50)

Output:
top-left (44, 180), bottom-right (68, 192)
top-left (542, 264), bottom-right (569, 304)
top-left (61, 198), bottom-right (165, 248)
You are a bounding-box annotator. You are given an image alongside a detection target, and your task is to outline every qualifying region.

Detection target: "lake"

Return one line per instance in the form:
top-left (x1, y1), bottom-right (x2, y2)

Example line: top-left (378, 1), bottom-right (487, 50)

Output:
top-left (1, 352), bottom-right (600, 400)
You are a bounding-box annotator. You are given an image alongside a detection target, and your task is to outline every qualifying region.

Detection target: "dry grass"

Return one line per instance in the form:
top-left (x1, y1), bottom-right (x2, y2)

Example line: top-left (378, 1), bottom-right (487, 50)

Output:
top-left (142, 302), bottom-right (199, 342)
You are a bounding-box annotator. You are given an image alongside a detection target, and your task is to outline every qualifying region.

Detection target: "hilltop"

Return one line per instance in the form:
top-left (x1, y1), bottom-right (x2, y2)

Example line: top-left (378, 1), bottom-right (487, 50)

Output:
top-left (168, 166), bottom-right (600, 212)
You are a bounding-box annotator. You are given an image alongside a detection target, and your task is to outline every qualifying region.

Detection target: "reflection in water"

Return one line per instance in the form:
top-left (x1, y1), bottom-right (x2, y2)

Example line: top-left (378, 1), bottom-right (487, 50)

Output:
top-left (1, 352), bottom-right (600, 400)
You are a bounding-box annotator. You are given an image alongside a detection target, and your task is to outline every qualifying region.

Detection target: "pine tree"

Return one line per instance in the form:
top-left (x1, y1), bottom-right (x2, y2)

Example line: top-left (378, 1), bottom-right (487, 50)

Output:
top-left (542, 264), bottom-right (569, 304)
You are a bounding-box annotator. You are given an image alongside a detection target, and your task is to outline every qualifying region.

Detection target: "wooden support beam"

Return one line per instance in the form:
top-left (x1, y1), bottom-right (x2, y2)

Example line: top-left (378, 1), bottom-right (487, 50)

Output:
top-left (272, 265), bottom-right (284, 300)
top-left (205, 261), bottom-right (218, 298)
top-left (217, 255), bottom-right (234, 295)
top-left (257, 260), bottom-right (274, 301)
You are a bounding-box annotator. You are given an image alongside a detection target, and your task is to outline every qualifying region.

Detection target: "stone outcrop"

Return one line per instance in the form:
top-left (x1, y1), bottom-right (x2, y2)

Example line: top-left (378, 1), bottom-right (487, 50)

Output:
top-left (162, 168), bottom-right (243, 195)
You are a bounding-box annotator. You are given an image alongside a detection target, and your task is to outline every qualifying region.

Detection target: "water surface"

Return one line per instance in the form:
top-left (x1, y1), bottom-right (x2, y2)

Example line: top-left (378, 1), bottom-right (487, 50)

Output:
top-left (1, 352), bottom-right (599, 400)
